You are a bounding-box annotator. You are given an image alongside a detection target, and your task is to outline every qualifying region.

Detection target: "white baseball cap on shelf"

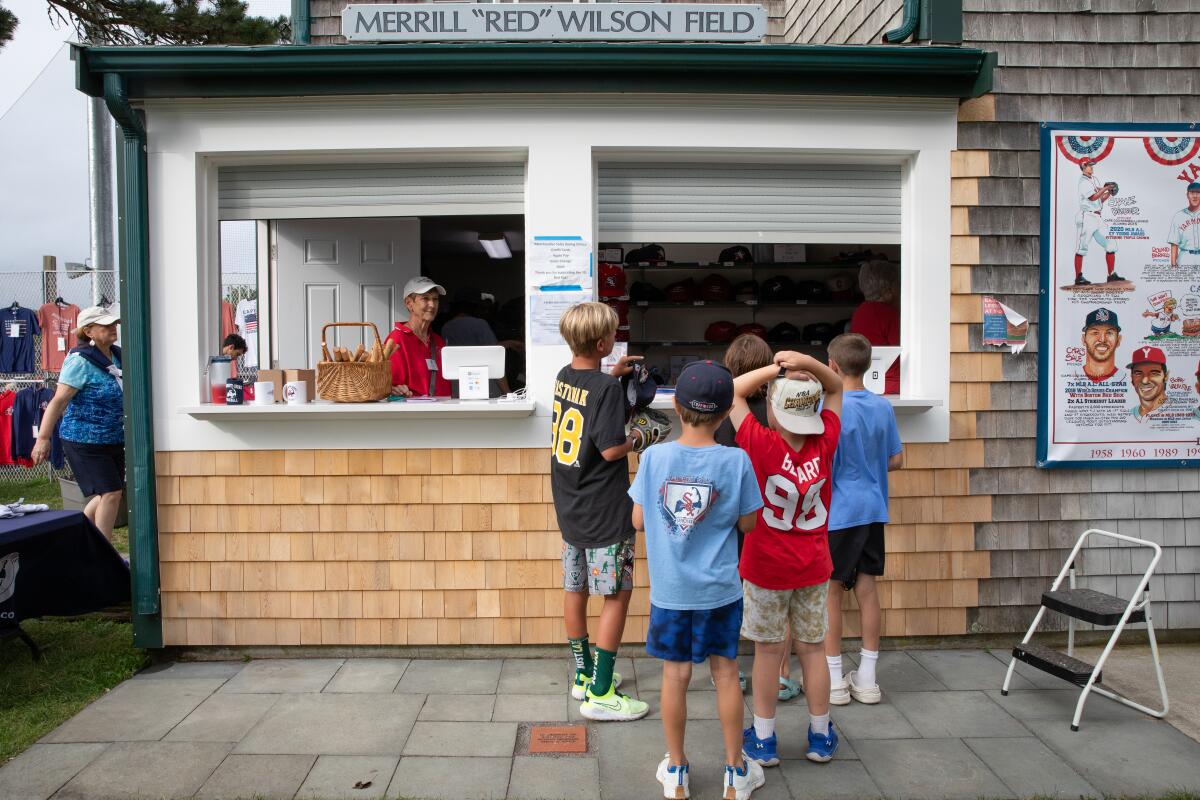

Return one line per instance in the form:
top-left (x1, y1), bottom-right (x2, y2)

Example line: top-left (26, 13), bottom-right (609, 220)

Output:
top-left (768, 376), bottom-right (825, 435)
top-left (402, 276), bottom-right (446, 299)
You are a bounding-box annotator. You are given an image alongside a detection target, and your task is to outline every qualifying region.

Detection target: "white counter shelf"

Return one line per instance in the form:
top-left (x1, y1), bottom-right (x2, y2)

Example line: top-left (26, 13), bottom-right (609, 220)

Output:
top-left (181, 399), bottom-right (537, 421)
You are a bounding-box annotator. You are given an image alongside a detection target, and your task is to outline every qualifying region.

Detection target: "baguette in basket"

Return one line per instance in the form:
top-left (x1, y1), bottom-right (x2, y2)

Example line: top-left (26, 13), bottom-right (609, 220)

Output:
top-left (316, 322), bottom-right (391, 402)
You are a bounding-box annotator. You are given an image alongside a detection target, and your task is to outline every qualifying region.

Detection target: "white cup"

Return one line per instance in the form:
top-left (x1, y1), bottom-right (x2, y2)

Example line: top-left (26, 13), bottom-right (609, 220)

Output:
top-left (284, 381), bottom-right (308, 405)
top-left (253, 381), bottom-right (276, 405)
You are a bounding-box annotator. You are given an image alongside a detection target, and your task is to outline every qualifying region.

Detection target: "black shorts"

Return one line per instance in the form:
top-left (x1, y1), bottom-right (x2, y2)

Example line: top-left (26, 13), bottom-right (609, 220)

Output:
top-left (63, 441), bottom-right (126, 497)
top-left (829, 523), bottom-right (885, 590)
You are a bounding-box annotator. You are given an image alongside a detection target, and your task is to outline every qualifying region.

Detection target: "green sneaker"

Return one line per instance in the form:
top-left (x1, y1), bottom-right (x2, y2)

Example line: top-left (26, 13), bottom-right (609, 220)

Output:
top-left (580, 683), bottom-right (649, 721)
top-left (571, 670), bottom-right (623, 701)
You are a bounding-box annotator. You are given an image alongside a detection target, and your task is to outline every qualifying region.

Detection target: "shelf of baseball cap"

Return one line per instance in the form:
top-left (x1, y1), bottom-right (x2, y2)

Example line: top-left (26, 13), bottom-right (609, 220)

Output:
top-left (179, 398), bottom-right (536, 421)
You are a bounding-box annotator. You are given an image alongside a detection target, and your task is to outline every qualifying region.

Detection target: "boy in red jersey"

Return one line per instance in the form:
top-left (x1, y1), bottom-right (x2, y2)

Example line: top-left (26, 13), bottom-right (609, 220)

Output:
top-left (732, 350), bottom-right (843, 765)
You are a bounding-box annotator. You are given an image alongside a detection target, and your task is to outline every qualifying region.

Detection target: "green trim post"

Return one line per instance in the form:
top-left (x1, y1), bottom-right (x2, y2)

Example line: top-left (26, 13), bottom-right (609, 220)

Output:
top-left (290, 0), bottom-right (311, 45)
top-left (103, 73), bottom-right (162, 649)
top-left (883, 0), bottom-right (921, 43)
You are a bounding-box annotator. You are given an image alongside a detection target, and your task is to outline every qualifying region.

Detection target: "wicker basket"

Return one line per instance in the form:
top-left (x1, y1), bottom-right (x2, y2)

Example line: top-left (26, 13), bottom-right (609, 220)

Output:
top-left (316, 322), bottom-right (392, 403)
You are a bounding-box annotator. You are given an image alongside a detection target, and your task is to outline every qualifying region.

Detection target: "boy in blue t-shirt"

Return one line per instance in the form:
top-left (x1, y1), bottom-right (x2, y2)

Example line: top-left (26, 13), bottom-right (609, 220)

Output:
top-left (824, 333), bottom-right (904, 705)
top-left (629, 360), bottom-right (765, 800)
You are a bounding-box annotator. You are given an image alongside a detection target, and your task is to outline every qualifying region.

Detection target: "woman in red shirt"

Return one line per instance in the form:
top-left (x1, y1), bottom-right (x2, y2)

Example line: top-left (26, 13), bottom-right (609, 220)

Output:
top-left (387, 276), bottom-right (452, 397)
top-left (849, 260), bottom-right (900, 395)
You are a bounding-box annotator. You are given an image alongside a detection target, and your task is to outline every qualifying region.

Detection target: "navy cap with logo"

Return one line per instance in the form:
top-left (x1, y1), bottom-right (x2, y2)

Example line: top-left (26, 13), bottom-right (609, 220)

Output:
top-left (675, 360), bottom-right (734, 414)
top-left (1082, 307), bottom-right (1120, 332)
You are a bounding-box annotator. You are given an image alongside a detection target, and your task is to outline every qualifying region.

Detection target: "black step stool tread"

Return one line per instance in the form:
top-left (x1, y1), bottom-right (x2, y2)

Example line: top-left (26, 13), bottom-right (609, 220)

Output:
top-left (1042, 587), bottom-right (1144, 626)
top-left (1012, 642), bottom-right (1100, 687)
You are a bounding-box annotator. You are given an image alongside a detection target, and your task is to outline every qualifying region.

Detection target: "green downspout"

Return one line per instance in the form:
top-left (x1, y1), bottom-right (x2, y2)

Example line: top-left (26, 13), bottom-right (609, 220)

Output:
top-left (103, 73), bottom-right (161, 649)
top-left (291, 0), bottom-right (311, 45)
top-left (883, 0), bottom-right (920, 43)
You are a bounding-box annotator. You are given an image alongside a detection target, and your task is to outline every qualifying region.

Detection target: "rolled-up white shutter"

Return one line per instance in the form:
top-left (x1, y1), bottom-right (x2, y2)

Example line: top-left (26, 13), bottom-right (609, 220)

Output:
top-left (218, 162), bottom-right (525, 220)
top-left (597, 162), bottom-right (901, 243)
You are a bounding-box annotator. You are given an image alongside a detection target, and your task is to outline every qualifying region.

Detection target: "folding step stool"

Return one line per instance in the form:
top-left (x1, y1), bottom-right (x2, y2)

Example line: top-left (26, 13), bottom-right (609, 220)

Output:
top-left (1001, 527), bottom-right (1169, 731)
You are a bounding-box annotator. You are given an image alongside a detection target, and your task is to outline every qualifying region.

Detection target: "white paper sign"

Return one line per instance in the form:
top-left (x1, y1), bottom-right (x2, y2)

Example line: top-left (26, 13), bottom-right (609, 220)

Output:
top-left (529, 236), bottom-right (591, 289)
top-left (601, 341), bottom-right (629, 372)
top-left (7, 323), bottom-right (19, 338)
top-left (459, 366), bottom-right (488, 400)
top-left (529, 290), bottom-right (591, 346)
top-left (864, 347), bottom-right (901, 395)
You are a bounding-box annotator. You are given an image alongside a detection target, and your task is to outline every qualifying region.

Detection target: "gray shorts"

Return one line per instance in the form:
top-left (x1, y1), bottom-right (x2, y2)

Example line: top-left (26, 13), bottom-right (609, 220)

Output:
top-left (562, 538), bottom-right (635, 596)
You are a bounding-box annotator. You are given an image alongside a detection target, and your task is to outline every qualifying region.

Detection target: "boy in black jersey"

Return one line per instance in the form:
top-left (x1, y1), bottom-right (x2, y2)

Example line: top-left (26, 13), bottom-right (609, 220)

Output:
top-left (553, 301), bottom-right (648, 721)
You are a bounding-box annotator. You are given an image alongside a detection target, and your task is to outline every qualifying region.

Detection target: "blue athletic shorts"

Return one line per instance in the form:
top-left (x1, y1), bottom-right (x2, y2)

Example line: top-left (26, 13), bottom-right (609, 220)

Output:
top-left (646, 598), bottom-right (743, 663)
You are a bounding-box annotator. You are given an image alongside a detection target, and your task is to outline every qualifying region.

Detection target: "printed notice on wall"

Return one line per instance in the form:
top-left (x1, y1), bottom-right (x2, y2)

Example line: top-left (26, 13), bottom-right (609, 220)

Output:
top-left (529, 290), bottom-right (590, 346)
top-left (982, 297), bottom-right (1029, 354)
top-left (529, 236), bottom-right (592, 290)
top-left (1039, 125), bottom-right (1200, 468)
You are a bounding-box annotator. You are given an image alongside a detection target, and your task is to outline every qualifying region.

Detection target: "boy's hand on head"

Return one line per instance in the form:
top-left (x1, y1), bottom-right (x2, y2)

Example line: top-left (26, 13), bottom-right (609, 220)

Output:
top-left (773, 350), bottom-right (816, 373)
top-left (609, 354), bottom-right (644, 377)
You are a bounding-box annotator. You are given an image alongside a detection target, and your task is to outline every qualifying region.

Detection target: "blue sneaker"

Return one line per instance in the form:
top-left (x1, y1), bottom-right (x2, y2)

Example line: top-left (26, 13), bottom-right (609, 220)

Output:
top-left (742, 725), bottom-right (779, 767)
top-left (805, 724), bottom-right (838, 763)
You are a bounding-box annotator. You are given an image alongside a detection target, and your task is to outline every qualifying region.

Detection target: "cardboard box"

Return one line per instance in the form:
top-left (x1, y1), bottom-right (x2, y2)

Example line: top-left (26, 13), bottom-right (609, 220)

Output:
top-left (257, 369), bottom-right (286, 403)
top-left (284, 369), bottom-right (316, 401)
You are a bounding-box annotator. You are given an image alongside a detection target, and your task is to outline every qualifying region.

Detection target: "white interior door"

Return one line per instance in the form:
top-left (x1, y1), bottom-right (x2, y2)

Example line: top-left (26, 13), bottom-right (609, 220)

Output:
top-left (275, 218), bottom-right (420, 369)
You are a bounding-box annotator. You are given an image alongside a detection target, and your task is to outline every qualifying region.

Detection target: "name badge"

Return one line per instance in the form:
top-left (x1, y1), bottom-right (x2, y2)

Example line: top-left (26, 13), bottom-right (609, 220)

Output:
top-left (426, 358), bottom-right (438, 371)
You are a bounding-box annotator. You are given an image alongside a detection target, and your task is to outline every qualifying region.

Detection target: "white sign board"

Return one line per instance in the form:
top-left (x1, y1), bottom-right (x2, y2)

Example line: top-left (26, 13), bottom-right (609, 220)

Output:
top-left (343, 3), bottom-right (767, 42)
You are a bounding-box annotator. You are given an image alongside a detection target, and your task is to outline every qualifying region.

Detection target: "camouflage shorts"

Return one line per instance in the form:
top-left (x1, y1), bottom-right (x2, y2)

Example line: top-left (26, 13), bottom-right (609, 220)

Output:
top-left (741, 580), bottom-right (829, 644)
top-left (562, 538), bottom-right (635, 596)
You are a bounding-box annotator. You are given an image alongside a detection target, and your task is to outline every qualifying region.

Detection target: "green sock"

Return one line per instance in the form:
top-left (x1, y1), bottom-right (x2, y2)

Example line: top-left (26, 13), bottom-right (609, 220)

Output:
top-left (591, 647), bottom-right (616, 696)
top-left (568, 636), bottom-right (593, 679)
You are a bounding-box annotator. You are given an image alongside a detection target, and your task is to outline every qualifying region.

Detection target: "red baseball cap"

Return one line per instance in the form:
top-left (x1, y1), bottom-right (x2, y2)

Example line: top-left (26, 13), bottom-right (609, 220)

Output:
top-left (1126, 345), bottom-right (1167, 369)
top-left (599, 263), bottom-right (626, 298)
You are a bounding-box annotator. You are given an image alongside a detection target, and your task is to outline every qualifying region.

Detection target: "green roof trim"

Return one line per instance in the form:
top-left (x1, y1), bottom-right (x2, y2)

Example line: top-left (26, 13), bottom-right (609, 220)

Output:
top-left (72, 41), bottom-right (993, 100)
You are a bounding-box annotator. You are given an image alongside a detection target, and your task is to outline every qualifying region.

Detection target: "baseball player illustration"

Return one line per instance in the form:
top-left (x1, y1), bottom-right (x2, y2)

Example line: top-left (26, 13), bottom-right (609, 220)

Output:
top-left (1143, 296), bottom-right (1180, 337)
top-left (1073, 158), bottom-right (1124, 286)
top-left (1194, 360), bottom-right (1200, 420)
top-left (1168, 181), bottom-right (1200, 266)
top-left (1127, 346), bottom-right (1168, 422)
top-left (1077, 307), bottom-right (1124, 382)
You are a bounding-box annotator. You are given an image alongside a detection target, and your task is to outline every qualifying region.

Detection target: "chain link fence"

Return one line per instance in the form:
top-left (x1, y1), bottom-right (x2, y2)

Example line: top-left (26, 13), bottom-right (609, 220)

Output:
top-left (0, 269), bottom-right (119, 485)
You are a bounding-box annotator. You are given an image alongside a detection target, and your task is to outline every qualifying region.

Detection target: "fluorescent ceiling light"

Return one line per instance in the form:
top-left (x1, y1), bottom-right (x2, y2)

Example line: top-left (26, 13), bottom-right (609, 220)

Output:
top-left (479, 234), bottom-right (512, 260)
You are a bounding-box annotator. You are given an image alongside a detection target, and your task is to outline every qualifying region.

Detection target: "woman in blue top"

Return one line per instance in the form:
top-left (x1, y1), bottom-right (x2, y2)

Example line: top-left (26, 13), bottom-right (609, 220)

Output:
top-left (32, 305), bottom-right (125, 540)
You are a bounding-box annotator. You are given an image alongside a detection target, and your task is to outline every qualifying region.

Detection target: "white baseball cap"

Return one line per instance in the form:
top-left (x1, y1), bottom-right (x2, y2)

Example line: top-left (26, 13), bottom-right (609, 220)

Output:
top-left (402, 276), bottom-right (446, 299)
top-left (768, 376), bottom-right (824, 435)
top-left (76, 305), bottom-right (121, 330)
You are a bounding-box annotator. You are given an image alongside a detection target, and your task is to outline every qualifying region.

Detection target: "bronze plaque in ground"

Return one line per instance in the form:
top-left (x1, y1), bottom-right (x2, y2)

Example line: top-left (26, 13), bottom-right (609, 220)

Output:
top-left (529, 725), bottom-right (587, 754)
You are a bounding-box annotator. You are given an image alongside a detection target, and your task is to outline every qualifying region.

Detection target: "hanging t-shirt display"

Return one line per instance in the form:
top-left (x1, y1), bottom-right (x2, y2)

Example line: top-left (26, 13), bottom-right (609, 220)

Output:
top-left (0, 390), bottom-right (17, 466)
top-left (11, 385), bottom-right (63, 468)
top-left (37, 302), bottom-right (81, 372)
top-left (0, 305), bottom-right (40, 374)
top-left (234, 298), bottom-right (258, 368)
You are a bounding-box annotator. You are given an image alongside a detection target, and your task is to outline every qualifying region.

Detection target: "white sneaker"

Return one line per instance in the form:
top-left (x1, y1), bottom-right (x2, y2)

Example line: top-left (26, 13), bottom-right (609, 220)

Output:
top-left (846, 670), bottom-right (881, 704)
top-left (829, 676), bottom-right (851, 706)
top-left (724, 758), bottom-right (765, 800)
top-left (571, 670), bottom-right (623, 701)
top-left (656, 756), bottom-right (690, 799)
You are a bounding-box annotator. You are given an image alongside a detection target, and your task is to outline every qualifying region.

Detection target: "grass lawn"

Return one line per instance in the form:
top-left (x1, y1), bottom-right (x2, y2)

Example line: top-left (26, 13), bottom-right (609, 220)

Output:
top-left (0, 617), bottom-right (147, 765)
top-left (1, 477), bottom-right (128, 554)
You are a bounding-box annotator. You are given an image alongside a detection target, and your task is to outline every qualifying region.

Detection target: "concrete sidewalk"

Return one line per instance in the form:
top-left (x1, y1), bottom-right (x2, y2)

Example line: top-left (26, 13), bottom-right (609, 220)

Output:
top-left (2, 648), bottom-right (1199, 800)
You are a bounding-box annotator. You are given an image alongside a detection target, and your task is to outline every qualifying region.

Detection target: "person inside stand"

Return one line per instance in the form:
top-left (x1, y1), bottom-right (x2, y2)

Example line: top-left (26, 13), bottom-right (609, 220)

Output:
top-left (31, 306), bottom-right (125, 541)
top-left (386, 277), bottom-right (452, 398)
top-left (441, 287), bottom-right (509, 396)
top-left (222, 333), bottom-right (248, 378)
top-left (849, 260), bottom-right (900, 395)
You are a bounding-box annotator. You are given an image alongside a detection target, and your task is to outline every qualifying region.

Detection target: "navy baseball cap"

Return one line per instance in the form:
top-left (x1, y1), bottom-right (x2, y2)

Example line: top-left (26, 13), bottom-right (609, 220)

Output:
top-left (1083, 307), bottom-right (1120, 331)
top-left (1188, 182), bottom-right (1200, 192)
top-left (676, 360), bottom-right (733, 414)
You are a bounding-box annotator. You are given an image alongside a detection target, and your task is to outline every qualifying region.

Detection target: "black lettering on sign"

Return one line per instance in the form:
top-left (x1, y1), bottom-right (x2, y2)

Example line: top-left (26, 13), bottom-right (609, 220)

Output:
top-left (356, 11), bottom-right (381, 32)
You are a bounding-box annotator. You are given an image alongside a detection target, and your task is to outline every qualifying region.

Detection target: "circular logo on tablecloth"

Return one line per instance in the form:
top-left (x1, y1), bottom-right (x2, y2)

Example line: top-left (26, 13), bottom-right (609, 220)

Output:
top-left (1143, 137), bottom-right (1200, 166)
top-left (1056, 136), bottom-right (1114, 165)
top-left (0, 552), bottom-right (18, 604)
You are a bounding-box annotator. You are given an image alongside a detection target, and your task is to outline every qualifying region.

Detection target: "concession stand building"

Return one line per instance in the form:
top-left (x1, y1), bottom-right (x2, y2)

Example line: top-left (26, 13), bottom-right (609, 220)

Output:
top-left (71, 0), bottom-right (1200, 650)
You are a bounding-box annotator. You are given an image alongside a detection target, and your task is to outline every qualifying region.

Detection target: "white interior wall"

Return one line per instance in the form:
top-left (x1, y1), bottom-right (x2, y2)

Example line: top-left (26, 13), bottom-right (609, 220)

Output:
top-left (143, 94), bottom-right (957, 450)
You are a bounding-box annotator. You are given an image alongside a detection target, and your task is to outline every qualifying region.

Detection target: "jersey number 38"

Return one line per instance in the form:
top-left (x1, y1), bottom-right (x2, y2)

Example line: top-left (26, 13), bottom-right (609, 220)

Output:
top-left (762, 475), bottom-right (828, 532)
top-left (550, 400), bottom-right (584, 467)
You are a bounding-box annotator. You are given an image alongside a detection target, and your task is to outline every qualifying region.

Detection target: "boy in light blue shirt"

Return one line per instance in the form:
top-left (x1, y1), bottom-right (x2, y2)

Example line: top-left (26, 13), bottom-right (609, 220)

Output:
top-left (629, 360), bottom-right (764, 800)
top-left (823, 333), bottom-right (904, 706)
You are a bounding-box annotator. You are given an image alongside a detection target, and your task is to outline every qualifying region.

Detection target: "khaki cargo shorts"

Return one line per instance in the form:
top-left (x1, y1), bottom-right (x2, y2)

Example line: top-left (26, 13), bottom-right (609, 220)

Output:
top-left (740, 579), bottom-right (829, 644)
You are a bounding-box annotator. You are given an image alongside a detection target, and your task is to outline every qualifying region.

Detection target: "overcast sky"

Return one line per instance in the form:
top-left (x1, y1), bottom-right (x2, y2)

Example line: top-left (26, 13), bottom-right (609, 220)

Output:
top-left (0, 0), bottom-right (292, 118)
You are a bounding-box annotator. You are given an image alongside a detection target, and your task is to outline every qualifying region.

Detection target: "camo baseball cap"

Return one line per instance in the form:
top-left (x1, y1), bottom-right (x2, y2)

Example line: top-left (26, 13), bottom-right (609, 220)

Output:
top-left (768, 376), bottom-right (824, 435)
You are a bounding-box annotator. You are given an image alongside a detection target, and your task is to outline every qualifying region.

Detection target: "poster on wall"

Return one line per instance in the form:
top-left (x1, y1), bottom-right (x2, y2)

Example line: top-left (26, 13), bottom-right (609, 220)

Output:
top-left (1038, 123), bottom-right (1200, 468)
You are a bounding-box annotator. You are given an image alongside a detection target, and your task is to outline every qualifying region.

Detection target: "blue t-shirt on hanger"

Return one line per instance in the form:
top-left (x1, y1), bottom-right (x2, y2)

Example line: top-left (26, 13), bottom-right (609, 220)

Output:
top-left (0, 305), bottom-right (40, 374)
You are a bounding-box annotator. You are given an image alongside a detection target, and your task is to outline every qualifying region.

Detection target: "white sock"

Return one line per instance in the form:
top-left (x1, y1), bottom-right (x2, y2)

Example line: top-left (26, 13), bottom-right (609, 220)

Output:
top-left (826, 655), bottom-right (843, 686)
top-left (810, 712), bottom-right (830, 736)
top-left (858, 648), bottom-right (879, 687)
top-left (753, 715), bottom-right (775, 740)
